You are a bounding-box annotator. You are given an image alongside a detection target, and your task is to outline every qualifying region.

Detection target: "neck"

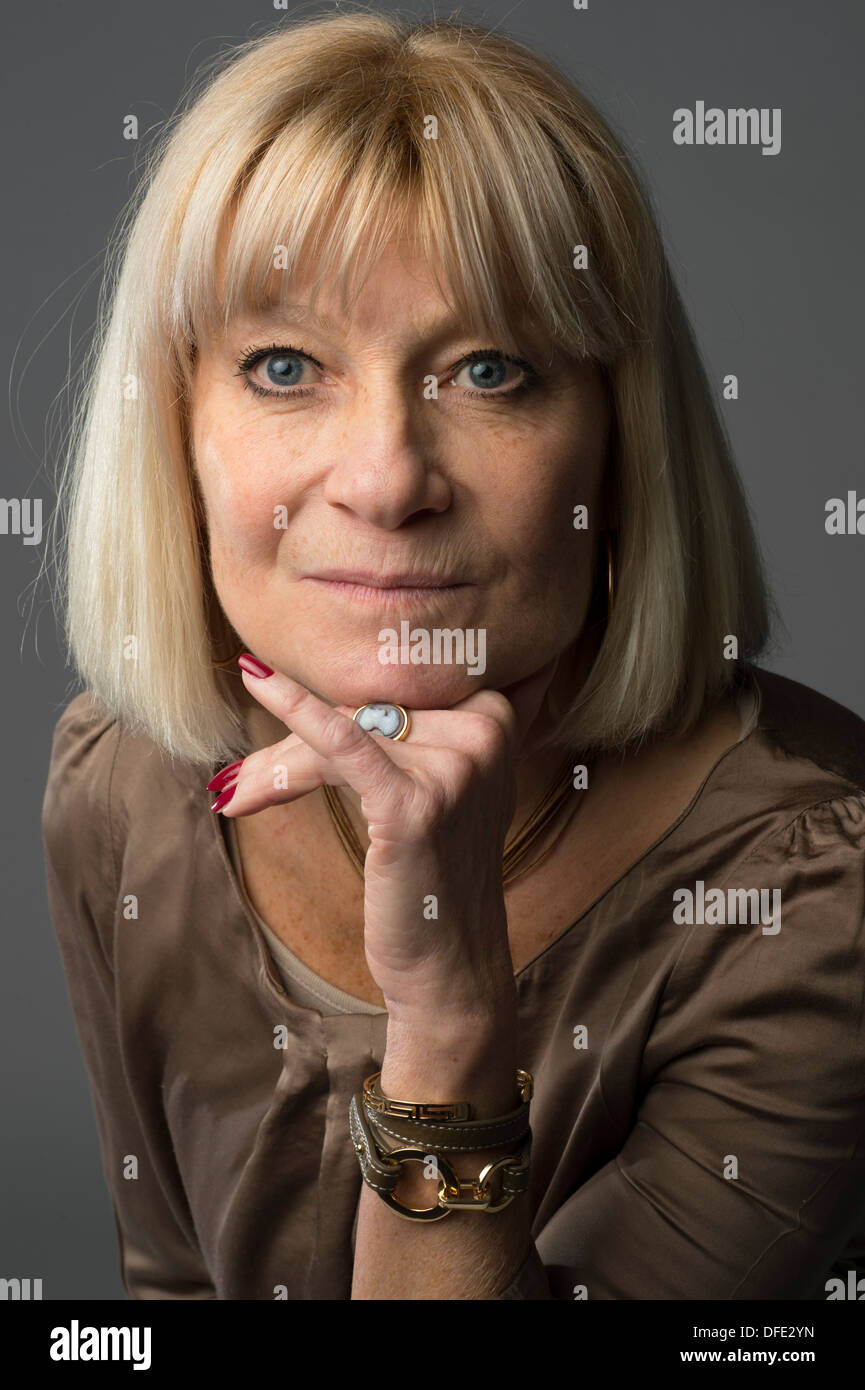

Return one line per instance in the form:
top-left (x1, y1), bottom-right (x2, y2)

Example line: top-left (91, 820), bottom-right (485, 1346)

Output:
top-left (240, 634), bottom-right (601, 851)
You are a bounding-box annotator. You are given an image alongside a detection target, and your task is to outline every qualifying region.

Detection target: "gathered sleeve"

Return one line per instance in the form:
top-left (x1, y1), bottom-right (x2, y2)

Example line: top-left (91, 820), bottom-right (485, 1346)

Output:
top-left (41, 695), bottom-right (217, 1300)
top-left (498, 792), bottom-right (865, 1299)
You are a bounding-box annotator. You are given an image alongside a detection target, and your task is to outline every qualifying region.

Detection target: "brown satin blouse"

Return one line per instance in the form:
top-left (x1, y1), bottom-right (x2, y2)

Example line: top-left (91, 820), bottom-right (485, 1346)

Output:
top-left (41, 664), bottom-right (865, 1299)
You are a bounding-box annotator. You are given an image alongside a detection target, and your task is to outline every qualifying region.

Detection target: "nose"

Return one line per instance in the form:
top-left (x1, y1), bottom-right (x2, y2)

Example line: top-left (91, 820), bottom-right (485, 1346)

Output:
top-left (321, 383), bottom-right (452, 529)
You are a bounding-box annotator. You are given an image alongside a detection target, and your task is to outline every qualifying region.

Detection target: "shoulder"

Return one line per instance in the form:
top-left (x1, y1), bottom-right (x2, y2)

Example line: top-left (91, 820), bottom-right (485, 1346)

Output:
top-left (713, 666), bottom-right (865, 881)
top-left (665, 668), bottom-right (865, 977)
top-left (42, 691), bottom-right (123, 845)
top-left (750, 664), bottom-right (865, 794)
top-left (662, 674), bottom-right (865, 1077)
top-left (657, 665), bottom-right (865, 921)
top-left (42, 690), bottom-right (205, 892)
top-left (41, 692), bottom-right (125, 938)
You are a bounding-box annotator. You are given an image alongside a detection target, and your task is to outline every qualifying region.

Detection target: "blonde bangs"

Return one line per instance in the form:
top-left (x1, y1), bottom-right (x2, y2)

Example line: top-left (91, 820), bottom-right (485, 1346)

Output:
top-left (167, 28), bottom-right (632, 370)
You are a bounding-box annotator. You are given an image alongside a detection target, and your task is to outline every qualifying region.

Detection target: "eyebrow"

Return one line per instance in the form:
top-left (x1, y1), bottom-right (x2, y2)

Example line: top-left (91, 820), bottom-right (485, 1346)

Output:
top-left (241, 302), bottom-right (341, 333)
top-left (233, 301), bottom-right (485, 344)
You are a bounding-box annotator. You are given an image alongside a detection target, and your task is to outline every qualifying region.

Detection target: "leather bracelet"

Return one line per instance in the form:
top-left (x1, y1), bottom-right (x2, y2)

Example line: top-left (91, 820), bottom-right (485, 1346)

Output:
top-left (350, 1092), bottom-right (533, 1221)
top-left (365, 1107), bottom-right (531, 1152)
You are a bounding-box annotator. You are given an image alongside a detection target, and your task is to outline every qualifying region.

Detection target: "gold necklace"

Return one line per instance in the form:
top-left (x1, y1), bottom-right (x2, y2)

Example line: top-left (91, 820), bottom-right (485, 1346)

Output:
top-left (320, 750), bottom-right (590, 887)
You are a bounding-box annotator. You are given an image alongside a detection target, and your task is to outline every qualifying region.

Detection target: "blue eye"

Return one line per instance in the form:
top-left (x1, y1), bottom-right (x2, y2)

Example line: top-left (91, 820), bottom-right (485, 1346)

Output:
top-left (233, 343), bottom-right (538, 401)
top-left (234, 343), bottom-right (320, 398)
top-left (452, 352), bottom-right (534, 397)
top-left (262, 354), bottom-right (305, 388)
top-left (461, 357), bottom-right (508, 390)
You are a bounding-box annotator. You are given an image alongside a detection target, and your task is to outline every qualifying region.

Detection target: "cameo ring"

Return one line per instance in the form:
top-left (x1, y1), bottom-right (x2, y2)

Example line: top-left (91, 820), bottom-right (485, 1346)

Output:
top-left (352, 702), bottom-right (412, 741)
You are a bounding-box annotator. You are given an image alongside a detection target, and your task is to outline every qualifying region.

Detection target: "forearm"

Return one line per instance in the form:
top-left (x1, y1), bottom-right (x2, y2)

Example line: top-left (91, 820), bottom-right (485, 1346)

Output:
top-left (350, 1008), bottom-right (534, 1300)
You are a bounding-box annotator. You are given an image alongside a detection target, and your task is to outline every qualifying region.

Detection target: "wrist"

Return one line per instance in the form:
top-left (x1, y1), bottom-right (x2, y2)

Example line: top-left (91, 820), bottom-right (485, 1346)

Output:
top-left (380, 1016), bottom-right (520, 1122)
top-left (383, 966), bottom-right (518, 1035)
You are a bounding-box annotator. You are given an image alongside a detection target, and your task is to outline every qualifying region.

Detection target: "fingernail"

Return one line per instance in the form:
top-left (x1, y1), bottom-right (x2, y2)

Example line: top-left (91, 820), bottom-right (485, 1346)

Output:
top-left (206, 760), bottom-right (244, 792)
top-left (210, 784), bottom-right (237, 813)
top-left (238, 653), bottom-right (274, 678)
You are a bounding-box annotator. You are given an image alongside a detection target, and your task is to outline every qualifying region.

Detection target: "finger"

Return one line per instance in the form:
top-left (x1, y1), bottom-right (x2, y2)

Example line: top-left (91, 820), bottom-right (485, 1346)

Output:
top-left (242, 668), bottom-right (468, 749)
top-left (214, 711), bottom-right (422, 814)
top-left (240, 664), bottom-right (414, 813)
top-left (213, 740), bottom-right (332, 817)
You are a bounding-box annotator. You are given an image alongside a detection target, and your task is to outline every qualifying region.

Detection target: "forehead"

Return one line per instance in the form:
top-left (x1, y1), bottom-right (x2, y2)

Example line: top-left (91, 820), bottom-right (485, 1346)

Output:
top-left (201, 297), bottom-right (558, 372)
top-left (220, 299), bottom-right (532, 348)
top-left (196, 204), bottom-right (553, 356)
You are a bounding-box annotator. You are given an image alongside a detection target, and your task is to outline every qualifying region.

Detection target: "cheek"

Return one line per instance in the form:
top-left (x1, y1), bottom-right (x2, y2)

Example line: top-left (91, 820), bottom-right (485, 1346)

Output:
top-left (532, 397), bottom-right (609, 548)
top-left (192, 423), bottom-right (283, 553)
top-left (494, 450), bottom-right (601, 570)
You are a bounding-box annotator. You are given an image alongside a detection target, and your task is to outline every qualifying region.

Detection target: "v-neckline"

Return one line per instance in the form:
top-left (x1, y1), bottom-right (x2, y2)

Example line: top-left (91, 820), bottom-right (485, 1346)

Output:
top-left (210, 667), bottom-right (763, 1009)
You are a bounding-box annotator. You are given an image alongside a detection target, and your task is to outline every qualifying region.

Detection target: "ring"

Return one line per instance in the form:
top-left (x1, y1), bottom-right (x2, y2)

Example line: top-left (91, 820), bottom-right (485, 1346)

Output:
top-left (352, 702), bottom-right (412, 741)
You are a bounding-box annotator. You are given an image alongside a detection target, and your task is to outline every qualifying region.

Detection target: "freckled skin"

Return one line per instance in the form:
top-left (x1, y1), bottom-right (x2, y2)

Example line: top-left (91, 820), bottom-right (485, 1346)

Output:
top-left (188, 236), bottom-right (613, 717)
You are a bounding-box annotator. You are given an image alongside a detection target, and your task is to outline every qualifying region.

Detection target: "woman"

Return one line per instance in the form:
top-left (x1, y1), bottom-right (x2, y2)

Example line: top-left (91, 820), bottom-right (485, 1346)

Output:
top-left (42, 11), bottom-right (865, 1301)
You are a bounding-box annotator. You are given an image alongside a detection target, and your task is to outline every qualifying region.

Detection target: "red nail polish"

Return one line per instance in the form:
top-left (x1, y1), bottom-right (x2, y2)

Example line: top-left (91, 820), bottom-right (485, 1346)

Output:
top-left (210, 784), bottom-right (237, 813)
top-left (238, 653), bottom-right (274, 678)
top-left (206, 760), bottom-right (243, 792)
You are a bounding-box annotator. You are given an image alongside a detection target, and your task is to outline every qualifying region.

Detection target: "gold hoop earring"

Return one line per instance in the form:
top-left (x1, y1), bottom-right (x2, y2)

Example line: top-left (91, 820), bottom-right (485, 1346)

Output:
top-left (605, 530), bottom-right (616, 616)
top-left (211, 642), bottom-right (245, 670)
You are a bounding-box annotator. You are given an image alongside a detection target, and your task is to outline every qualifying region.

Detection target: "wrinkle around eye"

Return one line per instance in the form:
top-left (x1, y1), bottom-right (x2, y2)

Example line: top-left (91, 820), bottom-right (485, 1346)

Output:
top-left (230, 344), bottom-right (557, 412)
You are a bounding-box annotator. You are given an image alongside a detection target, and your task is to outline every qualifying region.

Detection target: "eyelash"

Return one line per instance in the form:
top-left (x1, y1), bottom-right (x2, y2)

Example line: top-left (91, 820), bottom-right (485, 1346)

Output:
top-left (232, 342), bottom-right (540, 401)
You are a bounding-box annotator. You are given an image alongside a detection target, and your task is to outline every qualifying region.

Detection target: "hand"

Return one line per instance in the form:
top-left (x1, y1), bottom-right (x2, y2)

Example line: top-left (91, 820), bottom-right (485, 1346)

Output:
top-left (217, 657), bottom-right (558, 1021)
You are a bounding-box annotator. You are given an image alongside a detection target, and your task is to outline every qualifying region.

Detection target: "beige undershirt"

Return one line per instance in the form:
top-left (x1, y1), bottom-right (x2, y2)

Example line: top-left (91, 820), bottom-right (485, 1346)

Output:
top-left (224, 685), bottom-right (758, 1017)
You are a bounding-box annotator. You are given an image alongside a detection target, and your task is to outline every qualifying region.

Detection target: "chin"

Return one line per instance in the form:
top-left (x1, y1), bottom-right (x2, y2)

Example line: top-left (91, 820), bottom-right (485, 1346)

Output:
top-left (309, 662), bottom-right (491, 711)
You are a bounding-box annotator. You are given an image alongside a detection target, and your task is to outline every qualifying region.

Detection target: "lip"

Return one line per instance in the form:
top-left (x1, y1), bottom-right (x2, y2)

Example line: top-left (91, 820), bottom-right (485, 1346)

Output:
top-left (301, 571), bottom-right (469, 605)
top-left (304, 569), bottom-right (465, 588)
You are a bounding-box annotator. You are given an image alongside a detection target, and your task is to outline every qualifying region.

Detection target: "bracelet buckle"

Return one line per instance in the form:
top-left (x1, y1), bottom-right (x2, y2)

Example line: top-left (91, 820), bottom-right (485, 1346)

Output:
top-left (372, 1137), bottom-right (532, 1220)
top-left (476, 1145), bottom-right (532, 1212)
top-left (375, 1149), bottom-right (461, 1221)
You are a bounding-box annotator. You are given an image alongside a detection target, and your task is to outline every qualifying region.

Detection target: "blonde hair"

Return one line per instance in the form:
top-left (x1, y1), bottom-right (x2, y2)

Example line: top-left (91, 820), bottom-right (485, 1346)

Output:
top-left (48, 6), bottom-right (779, 767)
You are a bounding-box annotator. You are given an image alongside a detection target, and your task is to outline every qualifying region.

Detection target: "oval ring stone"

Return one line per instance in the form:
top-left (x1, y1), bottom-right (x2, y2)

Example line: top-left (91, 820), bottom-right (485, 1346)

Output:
top-left (353, 703), bottom-right (408, 739)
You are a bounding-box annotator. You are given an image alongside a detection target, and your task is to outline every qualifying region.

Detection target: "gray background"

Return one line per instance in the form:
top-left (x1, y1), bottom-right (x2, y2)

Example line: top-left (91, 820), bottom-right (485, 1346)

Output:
top-left (2, 0), bottom-right (862, 1299)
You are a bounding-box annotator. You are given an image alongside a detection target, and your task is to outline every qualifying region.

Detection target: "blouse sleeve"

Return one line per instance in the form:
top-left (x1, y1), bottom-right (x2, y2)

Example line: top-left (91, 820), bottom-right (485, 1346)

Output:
top-left (41, 694), bottom-right (217, 1300)
top-left (497, 792), bottom-right (865, 1300)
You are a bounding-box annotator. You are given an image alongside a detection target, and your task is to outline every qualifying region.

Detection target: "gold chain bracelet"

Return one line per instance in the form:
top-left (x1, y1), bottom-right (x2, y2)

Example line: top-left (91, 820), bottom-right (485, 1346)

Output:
top-left (349, 1069), bottom-right (534, 1221)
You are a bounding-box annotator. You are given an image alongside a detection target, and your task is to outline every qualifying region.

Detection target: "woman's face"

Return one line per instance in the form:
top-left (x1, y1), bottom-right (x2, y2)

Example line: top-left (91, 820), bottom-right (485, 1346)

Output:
top-left (188, 236), bottom-right (612, 713)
